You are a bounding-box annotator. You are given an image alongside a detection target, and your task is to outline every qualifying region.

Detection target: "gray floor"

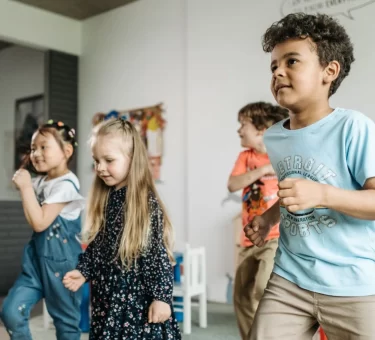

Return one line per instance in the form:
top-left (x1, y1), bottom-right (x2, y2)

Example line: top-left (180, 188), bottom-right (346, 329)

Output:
top-left (0, 301), bottom-right (240, 339)
top-left (184, 303), bottom-right (239, 339)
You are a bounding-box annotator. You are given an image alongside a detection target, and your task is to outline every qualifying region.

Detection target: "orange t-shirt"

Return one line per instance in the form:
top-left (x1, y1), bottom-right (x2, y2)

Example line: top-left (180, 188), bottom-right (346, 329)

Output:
top-left (230, 149), bottom-right (279, 247)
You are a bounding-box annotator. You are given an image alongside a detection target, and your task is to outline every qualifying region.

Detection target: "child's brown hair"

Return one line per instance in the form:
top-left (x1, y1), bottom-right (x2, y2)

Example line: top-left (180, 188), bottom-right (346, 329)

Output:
top-left (238, 101), bottom-right (289, 130)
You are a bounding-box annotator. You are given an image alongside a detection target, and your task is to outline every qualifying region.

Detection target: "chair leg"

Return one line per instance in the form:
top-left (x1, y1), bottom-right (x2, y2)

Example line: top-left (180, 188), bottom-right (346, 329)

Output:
top-left (199, 291), bottom-right (207, 328)
top-left (183, 296), bottom-right (191, 334)
top-left (43, 300), bottom-right (50, 330)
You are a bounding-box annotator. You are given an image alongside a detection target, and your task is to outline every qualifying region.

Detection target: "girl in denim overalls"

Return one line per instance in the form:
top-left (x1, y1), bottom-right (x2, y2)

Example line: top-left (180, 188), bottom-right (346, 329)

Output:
top-left (0, 121), bottom-right (84, 340)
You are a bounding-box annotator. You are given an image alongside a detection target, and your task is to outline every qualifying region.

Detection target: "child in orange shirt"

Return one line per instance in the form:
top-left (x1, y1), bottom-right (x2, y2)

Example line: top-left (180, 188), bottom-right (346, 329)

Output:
top-left (228, 102), bottom-right (288, 339)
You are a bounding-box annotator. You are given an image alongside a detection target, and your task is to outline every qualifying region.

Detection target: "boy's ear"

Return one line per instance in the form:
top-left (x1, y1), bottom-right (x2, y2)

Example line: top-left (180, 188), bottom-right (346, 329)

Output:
top-left (323, 60), bottom-right (340, 84)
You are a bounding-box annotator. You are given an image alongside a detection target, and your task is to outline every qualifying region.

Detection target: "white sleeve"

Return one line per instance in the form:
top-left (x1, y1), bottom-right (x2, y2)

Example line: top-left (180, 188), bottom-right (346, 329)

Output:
top-left (43, 180), bottom-right (85, 211)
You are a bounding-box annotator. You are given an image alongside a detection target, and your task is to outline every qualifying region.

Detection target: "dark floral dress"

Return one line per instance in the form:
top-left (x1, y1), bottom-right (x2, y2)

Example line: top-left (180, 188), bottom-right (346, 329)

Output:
top-left (76, 187), bottom-right (181, 339)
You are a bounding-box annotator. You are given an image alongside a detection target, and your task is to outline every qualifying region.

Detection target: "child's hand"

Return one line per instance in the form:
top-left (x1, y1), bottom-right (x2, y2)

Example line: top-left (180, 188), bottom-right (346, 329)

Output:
top-left (12, 169), bottom-right (32, 190)
top-left (278, 178), bottom-right (326, 213)
top-left (244, 215), bottom-right (271, 247)
top-left (63, 270), bottom-right (85, 292)
top-left (148, 300), bottom-right (171, 324)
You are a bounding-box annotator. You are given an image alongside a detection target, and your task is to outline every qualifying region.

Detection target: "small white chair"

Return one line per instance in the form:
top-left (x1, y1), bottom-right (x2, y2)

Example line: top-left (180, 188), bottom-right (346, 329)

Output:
top-left (173, 244), bottom-right (207, 334)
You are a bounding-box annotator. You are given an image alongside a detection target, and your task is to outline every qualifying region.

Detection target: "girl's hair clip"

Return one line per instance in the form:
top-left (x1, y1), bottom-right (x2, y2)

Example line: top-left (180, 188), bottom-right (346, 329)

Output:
top-left (120, 115), bottom-right (128, 121)
top-left (47, 119), bottom-right (54, 124)
top-left (105, 110), bottom-right (119, 121)
top-left (74, 142), bottom-right (78, 147)
top-left (57, 121), bottom-right (64, 127)
top-left (68, 128), bottom-right (76, 138)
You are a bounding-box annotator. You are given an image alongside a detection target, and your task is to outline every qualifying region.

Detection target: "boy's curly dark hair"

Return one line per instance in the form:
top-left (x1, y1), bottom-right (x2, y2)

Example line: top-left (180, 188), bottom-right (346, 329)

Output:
top-left (262, 13), bottom-right (354, 96)
top-left (238, 101), bottom-right (289, 130)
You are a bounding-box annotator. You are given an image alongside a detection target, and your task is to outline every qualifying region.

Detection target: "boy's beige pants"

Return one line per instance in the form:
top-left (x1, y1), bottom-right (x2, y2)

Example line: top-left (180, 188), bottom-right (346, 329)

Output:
top-left (249, 273), bottom-right (375, 340)
top-left (233, 238), bottom-right (278, 340)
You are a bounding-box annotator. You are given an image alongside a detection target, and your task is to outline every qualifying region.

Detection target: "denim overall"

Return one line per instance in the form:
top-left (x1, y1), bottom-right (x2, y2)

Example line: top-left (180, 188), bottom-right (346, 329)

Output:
top-left (0, 179), bottom-right (83, 340)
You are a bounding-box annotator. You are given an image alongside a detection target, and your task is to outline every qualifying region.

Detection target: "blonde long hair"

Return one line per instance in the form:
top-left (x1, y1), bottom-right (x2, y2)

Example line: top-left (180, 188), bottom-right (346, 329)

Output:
top-left (84, 118), bottom-right (174, 268)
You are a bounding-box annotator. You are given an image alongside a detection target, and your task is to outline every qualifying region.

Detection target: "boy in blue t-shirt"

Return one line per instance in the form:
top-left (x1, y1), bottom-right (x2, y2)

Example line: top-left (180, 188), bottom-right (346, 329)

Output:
top-left (245, 13), bottom-right (375, 340)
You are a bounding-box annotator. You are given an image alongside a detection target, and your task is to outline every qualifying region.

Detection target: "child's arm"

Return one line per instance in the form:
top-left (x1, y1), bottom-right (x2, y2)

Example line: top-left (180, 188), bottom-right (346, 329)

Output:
top-left (75, 237), bottom-right (98, 282)
top-left (323, 178), bottom-right (375, 219)
top-left (141, 200), bottom-right (173, 323)
top-left (279, 178), bottom-right (375, 220)
top-left (279, 177), bottom-right (375, 220)
top-left (244, 199), bottom-right (280, 247)
top-left (261, 198), bottom-right (281, 226)
top-left (64, 238), bottom-right (99, 291)
top-left (13, 169), bottom-right (66, 232)
top-left (228, 164), bottom-right (274, 192)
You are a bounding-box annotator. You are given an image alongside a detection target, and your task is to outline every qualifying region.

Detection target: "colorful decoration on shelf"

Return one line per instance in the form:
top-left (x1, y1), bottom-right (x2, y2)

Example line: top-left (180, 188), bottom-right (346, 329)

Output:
top-left (92, 103), bottom-right (166, 181)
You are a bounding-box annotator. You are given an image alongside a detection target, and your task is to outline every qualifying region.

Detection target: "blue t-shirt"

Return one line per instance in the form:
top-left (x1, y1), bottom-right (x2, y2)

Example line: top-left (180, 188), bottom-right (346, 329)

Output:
top-left (264, 108), bottom-right (375, 296)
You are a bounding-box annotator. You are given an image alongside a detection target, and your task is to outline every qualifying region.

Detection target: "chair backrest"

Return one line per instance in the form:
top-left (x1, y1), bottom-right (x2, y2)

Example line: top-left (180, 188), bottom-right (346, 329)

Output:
top-left (184, 244), bottom-right (206, 296)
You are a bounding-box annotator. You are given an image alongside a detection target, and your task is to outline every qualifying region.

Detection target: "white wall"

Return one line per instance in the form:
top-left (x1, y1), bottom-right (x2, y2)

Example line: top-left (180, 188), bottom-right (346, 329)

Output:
top-left (0, 46), bottom-right (45, 200)
top-left (0, 0), bottom-right (81, 55)
top-left (328, 13), bottom-right (375, 115)
top-left (78, 0), bottom-right (186, 249)
top-left (186, 0), bottom-right (278, 302)
top-left (79, 0), bottom-right (375, 302)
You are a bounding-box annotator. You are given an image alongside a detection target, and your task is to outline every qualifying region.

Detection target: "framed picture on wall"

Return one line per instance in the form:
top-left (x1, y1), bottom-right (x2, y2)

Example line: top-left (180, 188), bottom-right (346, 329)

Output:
top-left (14, 94), bottom-right (45, 171)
